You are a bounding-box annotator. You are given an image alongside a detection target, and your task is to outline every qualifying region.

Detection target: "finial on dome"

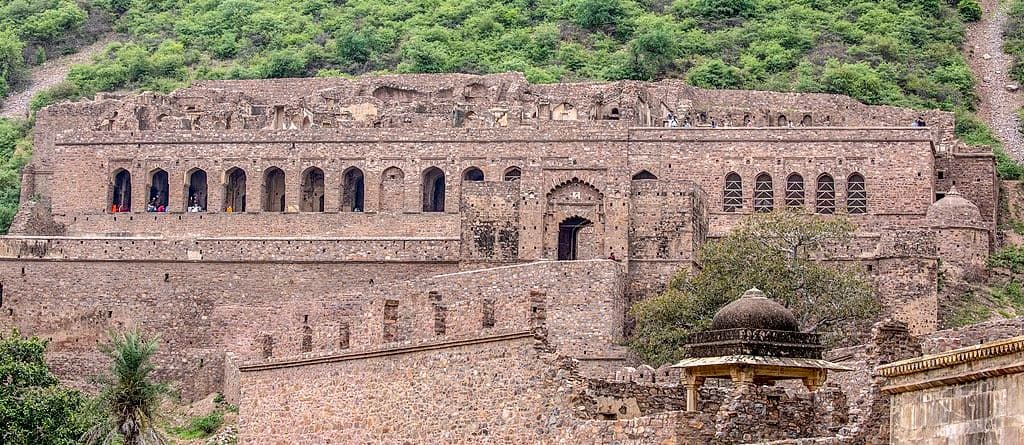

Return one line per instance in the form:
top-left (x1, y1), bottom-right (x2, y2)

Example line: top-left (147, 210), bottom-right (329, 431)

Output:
top-left (742, 287), bottom-right (765, 298)
top-left (947, 185), bottom-right (959, 195)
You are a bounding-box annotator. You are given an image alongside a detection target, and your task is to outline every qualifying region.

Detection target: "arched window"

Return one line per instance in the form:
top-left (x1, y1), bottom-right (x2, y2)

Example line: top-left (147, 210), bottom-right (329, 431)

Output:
top-left (753, 173), bottom-right (773, 212)
top-left (816, 174), bottom-right (835, 214)
top-left (111, 169), bottom-right (131, 211)
top-left (186, 168), bottom-right (208, 212)
top-left (723, 172), bottom-right (742, 212)
top-left (462, 167), bottom-right (484, 181)
top-left (300, 167), bottom-right (325, 212)
top-left (148, 169), bottom-right (169, 210)
top-left (503, 167), bottom-right (521, 181)
top-left (223, 167), bottom-right (246, 212)
top-left (422, 167), bottom-right (445, 212)
top-left (777, 115), bottom-right (788, 126)
top-left (341, 167), bottom-right (365, 212)
top-left (847, 173), bottom-right (867, 214)
top-left (800, 115), bottom-right (812, 126)
top-left (785, 173), bottom-right (804, 208)
top-left (379, 167), bottom-right (405, 212)
top-left (262, 167), bottom-right (286, 212)
top-left (632, 170), bottom-right (657, 180)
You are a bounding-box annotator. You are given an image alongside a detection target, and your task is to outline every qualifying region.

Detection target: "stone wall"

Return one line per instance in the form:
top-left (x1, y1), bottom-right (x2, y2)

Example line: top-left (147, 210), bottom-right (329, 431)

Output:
top-left (879, 335), bottom-right (1024, 445)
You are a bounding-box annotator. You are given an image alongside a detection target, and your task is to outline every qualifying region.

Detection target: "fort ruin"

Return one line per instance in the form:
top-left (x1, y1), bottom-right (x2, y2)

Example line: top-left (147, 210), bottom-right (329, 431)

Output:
top-left (0, 72), bottom-right (1007, 443)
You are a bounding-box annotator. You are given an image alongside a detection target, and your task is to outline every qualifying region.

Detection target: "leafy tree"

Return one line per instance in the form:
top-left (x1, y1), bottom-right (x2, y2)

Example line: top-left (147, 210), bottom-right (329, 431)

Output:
top-left (0, 330), bottom-right (95, 445)
top-left (0, 29), bottom-right (26, 97)
top-left (83, 330), bottom-right (171, 445)
top-left (628, 211), bottom-right (879, 365)
top-left (821, 59), bottom-right (903, 105)
top-left (574, 0), bottom-right (631, 31)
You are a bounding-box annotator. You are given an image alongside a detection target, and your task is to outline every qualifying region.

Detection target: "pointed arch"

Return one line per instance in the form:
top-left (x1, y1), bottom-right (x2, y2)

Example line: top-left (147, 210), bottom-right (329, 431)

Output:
top-left (341, 167), bottom-right (365, 212)
top-left (503, 166), bottom-right (521, 181)
top-left (631, 170), bottom-right (658, 180)
top-left (847, 173), bottom-right (867, 214)
top-left (262, 167), bottom-right (286, 212)
top-left (185, 168), bottom-right (208, 211)
top-left (223, 167), bottom-right (246, 212)
top-left (816, 173), bottom-right (835, 214)
top-left (147, 168), bottom-right (169, 210)
top-left (379, 166), bottom-right (405, 213)
top-left (723, 172), bottom-right (742, 212)
top-left (300, 166), bottom-right (325, 212)
top-left (111, 169), bottom-right (132, 211)
top-left (462, 167), bottom-right (484, 181)
top-left (753, 173), bottom-right (773, 212)
top-left (785, 173), bottom-right (804, 208)
top-left (422, 167), bottom-right (446, 212)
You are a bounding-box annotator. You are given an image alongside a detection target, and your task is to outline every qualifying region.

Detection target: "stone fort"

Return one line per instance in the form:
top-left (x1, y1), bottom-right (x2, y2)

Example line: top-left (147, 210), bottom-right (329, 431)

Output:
top-left (0, 72), bottom-right (1007, 443)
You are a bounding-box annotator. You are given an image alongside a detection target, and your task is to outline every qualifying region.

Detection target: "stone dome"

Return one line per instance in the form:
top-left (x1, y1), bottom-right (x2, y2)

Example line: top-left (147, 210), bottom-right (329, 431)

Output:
top-left (709, 288), bottom-right (800, 332)
top-left (925, 187), bottom-right (983, 228)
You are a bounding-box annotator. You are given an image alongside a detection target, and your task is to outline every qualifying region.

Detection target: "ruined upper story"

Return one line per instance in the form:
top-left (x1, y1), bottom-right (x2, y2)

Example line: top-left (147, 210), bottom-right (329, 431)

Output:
top-left (33, 71), bottom-right (958, 149)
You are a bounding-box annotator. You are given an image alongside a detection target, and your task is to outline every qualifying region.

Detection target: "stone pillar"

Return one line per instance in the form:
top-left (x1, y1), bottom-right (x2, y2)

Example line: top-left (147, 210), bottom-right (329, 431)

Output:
top-left (683, 372), bottom-right (704, 412)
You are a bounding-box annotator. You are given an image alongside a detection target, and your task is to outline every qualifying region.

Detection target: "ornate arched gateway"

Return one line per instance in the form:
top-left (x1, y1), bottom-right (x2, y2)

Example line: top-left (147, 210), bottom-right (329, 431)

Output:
top-left (545, 178), bottom-right (605, 260)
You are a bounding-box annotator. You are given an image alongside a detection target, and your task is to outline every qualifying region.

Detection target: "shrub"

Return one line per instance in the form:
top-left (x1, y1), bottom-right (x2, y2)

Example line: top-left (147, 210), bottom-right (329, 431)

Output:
top-left (686, 58), bottom-right (742, 89)
top-left (958, 0), bottom-right (983, 21)
top-left (170, 410), bottom-right (224, 440)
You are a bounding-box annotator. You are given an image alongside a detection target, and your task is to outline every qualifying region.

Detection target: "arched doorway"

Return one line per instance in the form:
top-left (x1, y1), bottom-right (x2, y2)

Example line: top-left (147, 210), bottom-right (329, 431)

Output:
top-left (186, 168), bottom-right (208, 211)
top-left (300, 167), bottom-right (325, 212)
top-left (111, 169), bottom-right (131, 211)
top-left (262, 167), bottom-right (286, 212)
top-left (148, 169), bottom-right (169, 211)
top-left (545, 178), bottom-right (605, 260)
top-left (422, 167), bottom-right (445, 212)
top-left (223, 167), bottom-right (246, 212)
top-left (342, 167), bottom-right (365, 212)
top-left (557, 216), bottom-right (592, 260)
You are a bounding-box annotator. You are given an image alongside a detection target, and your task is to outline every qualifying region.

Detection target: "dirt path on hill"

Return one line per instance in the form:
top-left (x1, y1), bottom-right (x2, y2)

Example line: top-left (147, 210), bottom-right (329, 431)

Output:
top-left (0, 38), bottom-right (113, 119)
top-left (966, 0), bottom-right (1024, 158)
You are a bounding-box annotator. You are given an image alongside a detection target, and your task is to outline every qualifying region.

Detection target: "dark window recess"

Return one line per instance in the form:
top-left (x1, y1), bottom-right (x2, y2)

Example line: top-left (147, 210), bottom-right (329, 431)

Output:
top-left (339, 323), bottom-right (350, 349)
top-left (482, 299), bottom-right (496, 328)
top-left (301, 325), bottom-right (313, 353)
top-left (383, 300), bottom-right (399, 342)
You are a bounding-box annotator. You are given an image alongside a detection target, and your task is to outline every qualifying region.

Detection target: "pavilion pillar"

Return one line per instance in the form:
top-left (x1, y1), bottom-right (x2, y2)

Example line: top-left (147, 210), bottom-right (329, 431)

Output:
top-left (683, 373), bottom-right (705, 412)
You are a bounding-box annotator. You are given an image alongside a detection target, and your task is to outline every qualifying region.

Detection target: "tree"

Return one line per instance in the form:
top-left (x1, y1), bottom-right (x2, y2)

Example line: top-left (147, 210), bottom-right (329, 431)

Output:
top-left (83, 330), bottom-right (170, 445)
top-left (628, 210), bottom-right (879, 365)
top-left (0, 330), bottom-right (94, 445)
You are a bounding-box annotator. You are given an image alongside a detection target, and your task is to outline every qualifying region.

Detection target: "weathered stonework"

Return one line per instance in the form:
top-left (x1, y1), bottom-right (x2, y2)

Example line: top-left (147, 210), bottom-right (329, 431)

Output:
top-left (0, 73), bottom-right (998, 420)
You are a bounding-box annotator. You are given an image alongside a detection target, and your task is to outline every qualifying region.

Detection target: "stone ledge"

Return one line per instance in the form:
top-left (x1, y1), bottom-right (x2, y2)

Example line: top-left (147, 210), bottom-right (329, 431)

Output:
top-left (239, 330), bottom-right (534, 373)
top-left (880, 363), bottom-right (1024, 394)
top-left (875, 335), bottom-right (1024, 378)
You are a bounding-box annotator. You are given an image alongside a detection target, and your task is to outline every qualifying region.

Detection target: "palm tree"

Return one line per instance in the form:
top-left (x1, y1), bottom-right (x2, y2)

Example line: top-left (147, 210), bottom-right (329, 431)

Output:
top-left (83, 330), bottom-right (169, 445)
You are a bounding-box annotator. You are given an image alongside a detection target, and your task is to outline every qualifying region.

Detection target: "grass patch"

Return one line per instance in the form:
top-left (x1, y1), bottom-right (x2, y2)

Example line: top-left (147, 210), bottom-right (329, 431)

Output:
top-left (948, 295), bottom-right (992, 327)
top-left (170, 410), bottom-right (224, 440)
top-left (988, 246), bottom-right (1024, 272)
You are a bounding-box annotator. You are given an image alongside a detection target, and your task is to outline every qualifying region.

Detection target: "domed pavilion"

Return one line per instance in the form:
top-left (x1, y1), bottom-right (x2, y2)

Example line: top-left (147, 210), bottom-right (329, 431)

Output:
top-left (671, 288), bottom-right (851, 412)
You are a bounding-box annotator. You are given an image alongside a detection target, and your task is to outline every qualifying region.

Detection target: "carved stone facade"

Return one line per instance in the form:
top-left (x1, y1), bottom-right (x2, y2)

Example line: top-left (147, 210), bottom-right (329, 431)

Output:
top-left (0, 73), bottom-right (997, 415)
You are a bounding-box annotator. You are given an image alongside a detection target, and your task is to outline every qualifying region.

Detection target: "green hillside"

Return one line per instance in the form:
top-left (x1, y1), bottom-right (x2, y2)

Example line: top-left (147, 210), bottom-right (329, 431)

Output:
top-left (2, 0), bottom-right (983, 109)
top-left (0, 0), bottom-right (1006, 232)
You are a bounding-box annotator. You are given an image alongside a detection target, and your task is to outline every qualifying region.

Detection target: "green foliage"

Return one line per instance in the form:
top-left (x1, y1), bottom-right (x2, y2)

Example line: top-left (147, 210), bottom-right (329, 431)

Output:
top-left (0, 330), bottom-right (96, 445)
top-left (30, 81), bottom-right (82, 111)
top-left (957, 0), bottom-right (982, 22)
top-left (21, 0), bottom-right (974, 111)
top-left (672, 0), bottom-right (756, 20)
top-left (948, 294), bottom-right (991, 327)
top-left (686, 58), bottom-right (742, 89)
top-left (988, 245), bottom-right (1024, 273)
top-left (170, 410), bottom-right (224, 440)
top-left (83, 330), bottom-right (171, 445)
top-left (0, 119), bottom-right (31, 234)
top-left (628, 211), bottom-right (880, 365)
